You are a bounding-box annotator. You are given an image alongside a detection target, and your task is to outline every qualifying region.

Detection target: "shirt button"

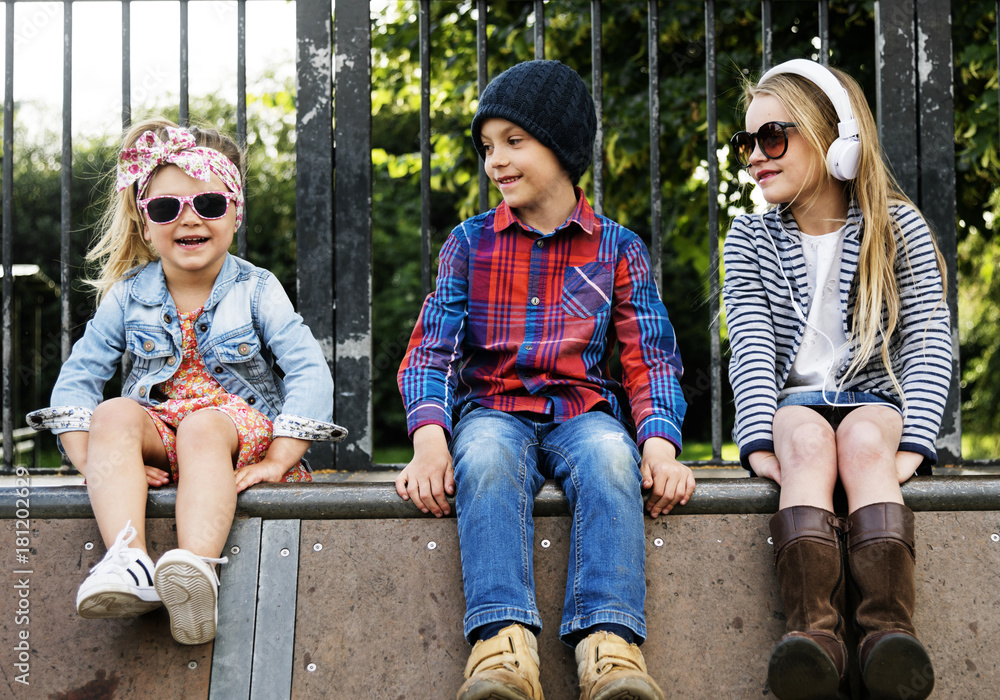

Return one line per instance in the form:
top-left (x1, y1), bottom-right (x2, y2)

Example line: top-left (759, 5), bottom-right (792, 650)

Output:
top-left (214, 367), bottom-right (224, 374)
top-left (531, 297), bottom-right (540, 306)
top-left (167, 357), bottom-right (176, 366)
top-left (525, 345), bottom-right (532, 351)
top-left (138, 387), bottom-right (147, 397)
top-left (142, 340), bottom-right (154, 352)
top-left (247, 397), bottom-right (256, 405)
top-left (238, 343), bottom-right (251, 355)
top-left (199, 323), bottom-right (209, 332)
top-left (163, 314), bottom-right (172, 324)
top-left (536, 240), bottom-right (544, 248)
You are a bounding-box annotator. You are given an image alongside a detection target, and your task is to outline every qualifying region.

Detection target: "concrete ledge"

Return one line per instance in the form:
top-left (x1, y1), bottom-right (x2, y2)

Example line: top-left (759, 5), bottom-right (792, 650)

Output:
top-left (3, 475), bottom-right (1000, 519)
top-left (2, 478), bottom-right (999, 698)
top-left (3, 512), bottom-right (998, 698)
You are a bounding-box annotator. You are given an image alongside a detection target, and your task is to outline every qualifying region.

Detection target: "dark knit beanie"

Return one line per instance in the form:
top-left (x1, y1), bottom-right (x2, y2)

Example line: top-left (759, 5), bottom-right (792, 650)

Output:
top-left (471, 60), bottom-right (596, 185)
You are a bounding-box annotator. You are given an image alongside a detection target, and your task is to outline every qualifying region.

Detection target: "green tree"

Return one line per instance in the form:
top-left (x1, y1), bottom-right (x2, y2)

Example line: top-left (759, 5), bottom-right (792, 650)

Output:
top-left (953, 1), bottom-right (1000, 455)
top-left (6, 1), bottom-right (998, 463)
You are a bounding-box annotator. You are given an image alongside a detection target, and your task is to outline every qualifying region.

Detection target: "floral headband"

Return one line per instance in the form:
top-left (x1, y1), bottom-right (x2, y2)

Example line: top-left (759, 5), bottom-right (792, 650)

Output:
top-left (116, 126), bottom-right (244, 227)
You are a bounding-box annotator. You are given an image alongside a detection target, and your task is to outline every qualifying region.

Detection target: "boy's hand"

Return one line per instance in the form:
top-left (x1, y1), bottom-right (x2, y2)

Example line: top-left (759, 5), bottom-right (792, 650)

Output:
top-left (640, 437), bottom-right (695, 518)
top-left (895, 450), bottom-right (924, 484)
top-left (396, 424), bottom-right (455, 518)
top-left (748, 450), bottom-right (781, 485)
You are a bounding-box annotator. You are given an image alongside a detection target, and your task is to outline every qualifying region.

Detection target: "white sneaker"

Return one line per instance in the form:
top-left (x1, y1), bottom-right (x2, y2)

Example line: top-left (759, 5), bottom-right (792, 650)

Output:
top-left (77, 521), bottom-right (162, 619)
top-left (154, 549), bottom-right (228, 645)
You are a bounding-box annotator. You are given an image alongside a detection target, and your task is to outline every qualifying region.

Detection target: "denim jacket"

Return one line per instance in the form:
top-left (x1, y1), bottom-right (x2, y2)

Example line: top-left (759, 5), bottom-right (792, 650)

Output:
top-left (27, 254), bottom-right (346, 444)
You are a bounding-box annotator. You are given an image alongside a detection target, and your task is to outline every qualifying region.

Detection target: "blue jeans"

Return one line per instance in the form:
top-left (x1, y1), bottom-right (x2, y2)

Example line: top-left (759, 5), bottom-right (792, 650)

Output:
top-left (451, 406), bottom-right (647, 645)
top-left (777, 390), bottom-right (901, 429)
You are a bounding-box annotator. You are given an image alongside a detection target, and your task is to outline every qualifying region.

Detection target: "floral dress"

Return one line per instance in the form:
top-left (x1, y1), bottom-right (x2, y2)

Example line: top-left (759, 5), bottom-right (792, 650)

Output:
top-left (143, 307), bottom-right (311, 483)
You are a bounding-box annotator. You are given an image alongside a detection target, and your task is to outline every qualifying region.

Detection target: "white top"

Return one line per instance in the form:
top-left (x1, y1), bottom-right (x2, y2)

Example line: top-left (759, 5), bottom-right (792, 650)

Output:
top-left (780, 225), bottom-right (850, 398)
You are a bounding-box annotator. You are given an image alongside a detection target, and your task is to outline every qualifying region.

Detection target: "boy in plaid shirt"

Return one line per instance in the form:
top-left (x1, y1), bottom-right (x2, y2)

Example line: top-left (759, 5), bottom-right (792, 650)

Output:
top-left (397, 60), bottom-right (692, 700)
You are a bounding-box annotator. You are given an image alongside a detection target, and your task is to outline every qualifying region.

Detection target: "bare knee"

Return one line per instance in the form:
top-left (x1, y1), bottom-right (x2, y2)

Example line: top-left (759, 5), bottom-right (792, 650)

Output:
top-left (90, 397), bottom-right (149, 440)
top-left (176, 411), bottom-right (238, 458)
top-left (837, 417), bottom-right (897, 475)
top-left (774, 408), bottom-right (836, 471)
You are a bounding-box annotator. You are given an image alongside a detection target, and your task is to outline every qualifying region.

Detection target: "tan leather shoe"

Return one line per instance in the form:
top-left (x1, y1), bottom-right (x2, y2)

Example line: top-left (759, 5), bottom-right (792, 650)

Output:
top-left (457, 624), bottom-right (544, 700)
top-left (575, 631), bottom-right (664, 700)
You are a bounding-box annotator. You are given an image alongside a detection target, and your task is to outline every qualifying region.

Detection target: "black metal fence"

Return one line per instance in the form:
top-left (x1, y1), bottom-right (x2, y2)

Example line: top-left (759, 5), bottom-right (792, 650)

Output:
top-left (2, 1), bottom-right (998, 472)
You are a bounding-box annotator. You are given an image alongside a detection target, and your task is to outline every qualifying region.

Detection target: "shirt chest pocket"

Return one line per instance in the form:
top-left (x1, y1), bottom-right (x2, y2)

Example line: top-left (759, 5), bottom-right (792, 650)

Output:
top-left (561, 261), bottom-right (613, 319)
top-left (126, 328), bottom-right (174, 371)
top-left (212, 331), bottom-right (270, 381)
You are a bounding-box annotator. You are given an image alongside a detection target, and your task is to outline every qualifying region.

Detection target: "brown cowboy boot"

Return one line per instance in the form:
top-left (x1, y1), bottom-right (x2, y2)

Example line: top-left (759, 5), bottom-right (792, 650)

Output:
top-left (847, 502), bottom-right (934, 700)
top-left (575, 631), bottom-right (664, 700)
top-left (767, 506), bottom-right (849, 700)
top-left (457, 623), bottom-right (544, 700)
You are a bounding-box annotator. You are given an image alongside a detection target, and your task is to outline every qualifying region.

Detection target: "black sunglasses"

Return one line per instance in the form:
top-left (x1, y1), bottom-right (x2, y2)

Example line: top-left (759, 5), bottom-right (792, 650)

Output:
top-left (730, 121), bottom-right (798, 167)
top-left (138, 191), bottom-right (238, 224)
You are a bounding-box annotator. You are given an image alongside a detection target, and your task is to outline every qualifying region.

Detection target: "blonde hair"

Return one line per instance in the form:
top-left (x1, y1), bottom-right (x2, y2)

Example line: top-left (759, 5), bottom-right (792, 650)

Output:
top-left (87, 117), bottom-right (244, 302)
top-left (743, 65), bottom-right (947, 397)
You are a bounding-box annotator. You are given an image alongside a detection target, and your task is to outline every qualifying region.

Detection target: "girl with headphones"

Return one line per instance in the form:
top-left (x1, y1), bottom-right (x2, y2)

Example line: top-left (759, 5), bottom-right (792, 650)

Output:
top-left (723, 59), bottom-right (951, 699)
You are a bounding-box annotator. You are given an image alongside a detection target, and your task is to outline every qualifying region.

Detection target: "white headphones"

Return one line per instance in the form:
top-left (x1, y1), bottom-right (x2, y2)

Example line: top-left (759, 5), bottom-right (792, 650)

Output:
top-left (759, 59), bottom-right (860, 181)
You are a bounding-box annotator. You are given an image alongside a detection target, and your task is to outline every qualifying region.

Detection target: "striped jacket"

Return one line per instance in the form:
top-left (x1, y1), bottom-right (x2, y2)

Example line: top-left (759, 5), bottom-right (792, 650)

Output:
top-left (722, 203), bottom-right (952, 467)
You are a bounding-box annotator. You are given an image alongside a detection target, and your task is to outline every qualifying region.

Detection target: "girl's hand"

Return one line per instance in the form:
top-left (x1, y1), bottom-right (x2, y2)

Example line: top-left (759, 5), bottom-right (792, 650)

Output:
top-left (749, 450), bottom-right (781, 485)
top-left (60, 430), bottom-right (169, 487)
top-left (640, 437), bottom-right (695, 518)
top-left (145, 466), bottom-right (171, 487)
top-left (895, 450), bottom-right (924, 484)
top-left (234, 458), bottom-right (291, 493)
top-left (233, 436), bottom-right (312, 493)
top-left (395, 424), bottom-right (455, 518)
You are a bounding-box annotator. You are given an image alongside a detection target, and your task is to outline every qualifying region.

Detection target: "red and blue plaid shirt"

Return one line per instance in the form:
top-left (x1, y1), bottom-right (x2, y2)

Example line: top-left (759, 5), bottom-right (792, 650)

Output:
top-left (398, 191), bottom-right (686, 450)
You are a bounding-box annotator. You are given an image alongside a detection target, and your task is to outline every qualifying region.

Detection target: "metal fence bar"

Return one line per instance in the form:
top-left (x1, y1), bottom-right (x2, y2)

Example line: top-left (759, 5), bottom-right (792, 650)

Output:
top-left (591, 0), bottom-right (603, 214)
top-left (295, 0), bottom-right (335, 467)
top-left (236, 0), bottom-right (247, 258)
top-left (334, 0), bottom-right (374, 469)
top-left (2, 1), bottom-right (14, 471)
top-left (648, 0), bottom-right (662, 291)
top-left (916, 0), bottom-right (961, 465)
top-left (419, 0), bottom-right (431, 298)
top-left (534, 0), bottom-right (544, 59)
top-left (179, 0), bottom-right (188, 125)
top-left (121, 0), bottom-right (130, 127)
top-left (705, 0), bottom-right (722, 461)
top-left (61, 2), bottom-right (72, 371)
top-left (818, 0), bottom-right (829, 63)
top-left (761, 0), bottom-right (773, 70)
top-left (875, 0), bottom-right (919, 198)
top-left (477, 0), bottom-right (489, 213)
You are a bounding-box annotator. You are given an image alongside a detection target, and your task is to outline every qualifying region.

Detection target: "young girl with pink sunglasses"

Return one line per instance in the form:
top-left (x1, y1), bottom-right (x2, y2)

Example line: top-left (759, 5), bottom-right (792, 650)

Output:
top-left (28, 118), bottom-right (345, 645)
